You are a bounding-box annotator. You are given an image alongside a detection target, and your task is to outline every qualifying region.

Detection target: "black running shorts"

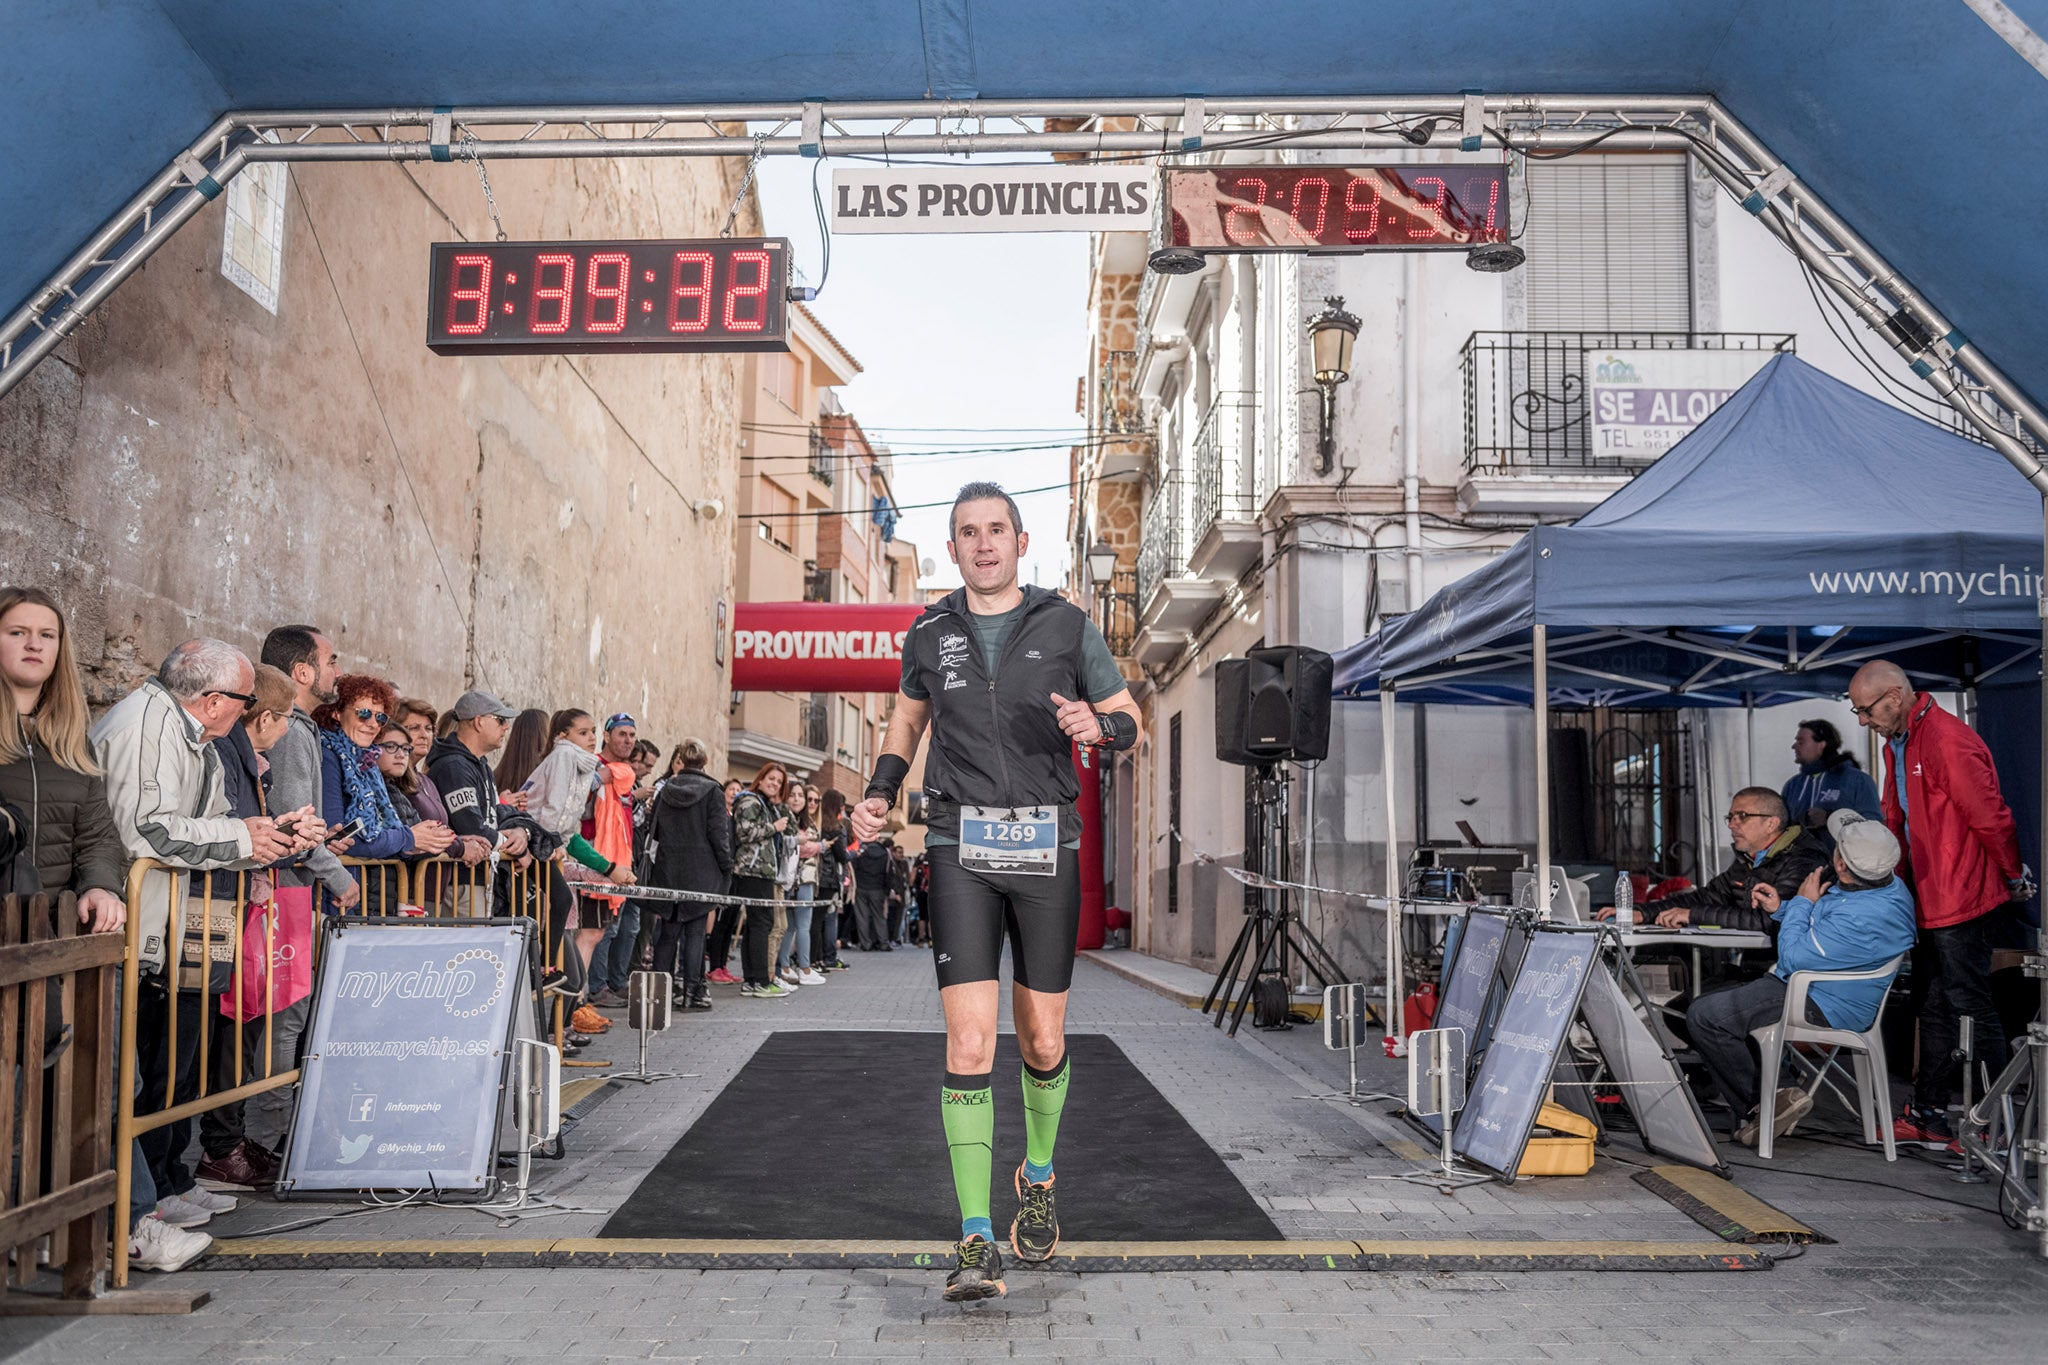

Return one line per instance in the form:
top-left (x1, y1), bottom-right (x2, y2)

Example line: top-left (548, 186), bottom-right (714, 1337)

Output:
top-left (927, 842), bottom-right (1080, 993)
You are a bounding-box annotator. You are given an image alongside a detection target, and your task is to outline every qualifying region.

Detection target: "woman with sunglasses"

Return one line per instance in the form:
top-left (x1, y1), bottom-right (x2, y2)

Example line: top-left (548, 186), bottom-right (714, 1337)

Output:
top-left (313, 677), bottom-right (455, 886)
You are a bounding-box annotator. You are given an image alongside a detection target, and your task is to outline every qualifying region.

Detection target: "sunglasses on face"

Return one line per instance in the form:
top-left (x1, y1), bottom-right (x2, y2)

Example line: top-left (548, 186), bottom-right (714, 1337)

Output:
top-left (354, 707), bottom-right (389, 725)
top-left (208, 689), bottom-right (257, 707)
top-left (1726, 811), bottom-right (1772, 824)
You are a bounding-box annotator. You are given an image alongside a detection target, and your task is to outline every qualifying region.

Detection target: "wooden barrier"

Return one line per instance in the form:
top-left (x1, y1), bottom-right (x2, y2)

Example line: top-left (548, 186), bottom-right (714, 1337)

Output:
top-left (0, 890), bottom-right (160, 1312)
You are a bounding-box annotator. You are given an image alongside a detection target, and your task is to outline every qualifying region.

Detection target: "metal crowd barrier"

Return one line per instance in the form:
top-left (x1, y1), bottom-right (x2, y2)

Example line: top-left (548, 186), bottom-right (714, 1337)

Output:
top-left (0, 891), bottom-right (124, 1305)
top-left (108, 849), bottom-right (575, 1285)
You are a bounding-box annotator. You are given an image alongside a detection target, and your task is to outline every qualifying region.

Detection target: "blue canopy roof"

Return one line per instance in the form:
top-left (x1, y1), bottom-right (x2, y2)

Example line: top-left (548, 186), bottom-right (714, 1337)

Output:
top-left (1333, 354), bottom-right (2044, 708)
top-left (6, 2), bottom-right (2048, 415)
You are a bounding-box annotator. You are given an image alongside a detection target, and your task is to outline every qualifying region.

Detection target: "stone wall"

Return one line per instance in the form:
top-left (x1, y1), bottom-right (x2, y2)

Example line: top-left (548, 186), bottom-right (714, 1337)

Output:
top-left (0, 144), bottom-right (752, 763)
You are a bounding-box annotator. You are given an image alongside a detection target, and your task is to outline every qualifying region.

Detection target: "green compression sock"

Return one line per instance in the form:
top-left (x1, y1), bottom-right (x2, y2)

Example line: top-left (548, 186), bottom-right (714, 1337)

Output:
top-left (941, 1070), bottom-right (995, 1241)
top-left (1021, 1056), bottom-right (1070, 1185)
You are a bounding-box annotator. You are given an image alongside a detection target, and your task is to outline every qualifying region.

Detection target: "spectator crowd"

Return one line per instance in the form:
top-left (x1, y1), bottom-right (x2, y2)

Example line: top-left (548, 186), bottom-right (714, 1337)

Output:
top-left (0, 595), bottom-right (927, 1276)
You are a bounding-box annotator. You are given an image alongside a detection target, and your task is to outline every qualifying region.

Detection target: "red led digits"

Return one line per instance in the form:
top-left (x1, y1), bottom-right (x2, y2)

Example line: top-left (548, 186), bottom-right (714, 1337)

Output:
top-left (446, 253), bottom-right (492, 334)
top-left (668, 251), bottom-right (714, 332)
top-left (1473, 174), bottom-right (1502, 237)
top-left (1288, 177), bottom-right (1331, 242)
top-left (723, 251), bottom-right (770, 332)
top-left (530, 253), bottom-right (574, 334)
top-left (428, 238), bottom-right (790, 355)
top-left (1406, 176), bottom-right (1449, 240)
top-left (1224, 176), bottom-right (1270, 245)
top-left (583, 253), bottom-right (631, 334)
top-left (1342, 175), bottom-right (1384, 241)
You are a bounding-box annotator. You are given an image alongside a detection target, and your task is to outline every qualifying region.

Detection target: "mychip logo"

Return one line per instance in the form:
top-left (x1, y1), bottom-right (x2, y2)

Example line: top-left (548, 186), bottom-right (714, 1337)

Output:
top-left (335, 950), bottom-right (506, 1019)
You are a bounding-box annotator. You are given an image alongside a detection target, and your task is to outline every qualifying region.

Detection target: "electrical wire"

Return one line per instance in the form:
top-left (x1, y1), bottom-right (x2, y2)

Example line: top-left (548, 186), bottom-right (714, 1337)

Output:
top-left (291, 169), bottom-right (492, 690)
top-left (806, 154), bottom-right (833, 296)
top-left (740, 478), bottom-right (1070, 519)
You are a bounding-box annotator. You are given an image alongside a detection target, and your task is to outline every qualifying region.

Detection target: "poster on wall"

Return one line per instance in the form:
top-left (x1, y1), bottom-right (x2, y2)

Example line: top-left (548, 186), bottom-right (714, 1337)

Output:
top-left (1584, 348), bottom-right (1777, 460)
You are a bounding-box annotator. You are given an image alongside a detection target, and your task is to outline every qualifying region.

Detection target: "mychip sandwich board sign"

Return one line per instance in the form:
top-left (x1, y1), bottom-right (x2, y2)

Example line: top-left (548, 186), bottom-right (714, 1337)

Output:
top-left (1415, 909), bottom-right (1523, 1139)
top-left (1452, 925), bottom-right (1599, 1181)
top-left (278, 917), bottom-right (534, 1198)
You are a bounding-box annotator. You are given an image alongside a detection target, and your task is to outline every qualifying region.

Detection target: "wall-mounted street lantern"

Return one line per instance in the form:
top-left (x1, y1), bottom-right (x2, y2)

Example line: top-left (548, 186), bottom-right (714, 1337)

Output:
top-left (1305, 295), bottom-right (1360, 476)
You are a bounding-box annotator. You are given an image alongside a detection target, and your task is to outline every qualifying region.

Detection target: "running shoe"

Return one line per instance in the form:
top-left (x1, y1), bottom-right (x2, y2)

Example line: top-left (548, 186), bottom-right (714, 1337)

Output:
top-left (1010, 1164), bottom-right (1059, 1263)
top-left (753, 981), bottom-right (793, 998)
top-left (1893, 1103), bottom-right (1955, 1150)
top-left (153, 1195), bottom-right (213, 1229)
top-left (942, 1235), bottom-right (1006, 1302)
top-left (1735, 1087), bottom-right (1815, 1147)
top-left (539, 968), bottom-right (575, 998)
top-left (797, 969), bottom-right (827, 986)
top-left (130, 1216), bottom-right (212, 1273)
top-left (708, 968), bottom-right (738, 985)
top-left (179, 1186), bottom-right (239, 1216)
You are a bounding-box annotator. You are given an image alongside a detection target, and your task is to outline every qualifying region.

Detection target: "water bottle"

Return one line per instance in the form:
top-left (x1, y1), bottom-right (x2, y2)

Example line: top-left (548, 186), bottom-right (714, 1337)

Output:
top-left (1614, 873), bottom-right (1635, 928)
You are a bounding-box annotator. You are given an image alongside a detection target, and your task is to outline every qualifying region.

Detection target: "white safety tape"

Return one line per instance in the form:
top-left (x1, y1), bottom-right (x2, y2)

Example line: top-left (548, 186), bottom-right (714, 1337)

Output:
top-left (566, 881), bottom-right (811, 911)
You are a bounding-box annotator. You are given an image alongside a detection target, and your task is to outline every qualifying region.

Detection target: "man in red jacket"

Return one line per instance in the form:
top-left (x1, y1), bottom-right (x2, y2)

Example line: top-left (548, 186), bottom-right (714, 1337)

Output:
top-left (1849, 660), bottom-right (2035, 1148)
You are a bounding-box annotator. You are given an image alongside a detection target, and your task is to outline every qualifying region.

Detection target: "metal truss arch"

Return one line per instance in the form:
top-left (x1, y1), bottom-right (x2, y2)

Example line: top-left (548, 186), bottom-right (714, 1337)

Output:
top-left (2, 92), bottom-right (2043, 498)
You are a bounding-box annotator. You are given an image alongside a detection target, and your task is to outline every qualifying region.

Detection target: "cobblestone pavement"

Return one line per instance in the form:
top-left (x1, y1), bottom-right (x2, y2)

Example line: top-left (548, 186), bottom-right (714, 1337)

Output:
top-left (3, 946), bottom-right (2044, 1362)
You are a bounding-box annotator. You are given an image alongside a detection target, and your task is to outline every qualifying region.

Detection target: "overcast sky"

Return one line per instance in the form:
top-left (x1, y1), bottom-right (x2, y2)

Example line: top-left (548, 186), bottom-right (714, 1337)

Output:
top-left (753, 156), bottom-right (1091, 592)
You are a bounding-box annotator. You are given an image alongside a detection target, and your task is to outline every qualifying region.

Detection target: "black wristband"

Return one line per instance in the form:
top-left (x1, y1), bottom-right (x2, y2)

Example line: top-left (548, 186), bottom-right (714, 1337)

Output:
top-left (865, 753), bottom-right (911, 804)
top-left (1093, 710), bottom-right (1137, 751)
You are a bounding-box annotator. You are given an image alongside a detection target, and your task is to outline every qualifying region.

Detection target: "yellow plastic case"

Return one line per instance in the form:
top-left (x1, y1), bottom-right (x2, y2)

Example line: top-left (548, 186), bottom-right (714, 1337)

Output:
top-left (1514, 1100), bottom-right (1598, 1177)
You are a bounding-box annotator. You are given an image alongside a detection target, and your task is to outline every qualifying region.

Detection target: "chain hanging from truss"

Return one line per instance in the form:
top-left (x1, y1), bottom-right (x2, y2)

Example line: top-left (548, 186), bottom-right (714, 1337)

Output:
top-left (719, 133), bottom-right (769, 239)
top-left (458, 131), bottom-right (508, 242)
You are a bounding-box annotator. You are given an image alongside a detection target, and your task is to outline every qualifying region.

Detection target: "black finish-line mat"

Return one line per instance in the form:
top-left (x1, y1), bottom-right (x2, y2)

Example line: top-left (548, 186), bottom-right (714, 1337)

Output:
top-left (598, 1030), bottom-right (1283, 1243)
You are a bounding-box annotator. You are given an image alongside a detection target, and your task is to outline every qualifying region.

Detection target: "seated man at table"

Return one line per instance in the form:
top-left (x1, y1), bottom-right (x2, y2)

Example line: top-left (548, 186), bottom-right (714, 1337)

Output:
top-left (1599, 788), bottom-right (1829, 931)
top-left (1685, 811), bottom-right (1917, 1144)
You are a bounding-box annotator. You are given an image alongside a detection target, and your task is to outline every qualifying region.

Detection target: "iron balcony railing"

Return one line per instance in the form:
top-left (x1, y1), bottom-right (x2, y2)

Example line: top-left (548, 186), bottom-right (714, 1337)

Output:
top-left (1097, 349), bottom-right (1150, 438)
top-left (1100, 568), bottom-right (1139, 657)
top-left (1462, 331), bottom-right (1796, 473)
top-left (1136, 473), bottom-right (1188, 610)
top-left (1191, 396), bottom-right (1258, 538)
top-left (807, 426), bottom-right (836, 486)
top-left (798, 695), bottom-right (830, 752)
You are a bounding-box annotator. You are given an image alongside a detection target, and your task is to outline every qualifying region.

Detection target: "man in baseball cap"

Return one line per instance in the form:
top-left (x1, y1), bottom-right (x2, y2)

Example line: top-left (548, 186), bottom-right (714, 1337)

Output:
top-left (449, 689), bottom-right (518, 722)
top-left (1687, 810), bottom-right (1918, 1146)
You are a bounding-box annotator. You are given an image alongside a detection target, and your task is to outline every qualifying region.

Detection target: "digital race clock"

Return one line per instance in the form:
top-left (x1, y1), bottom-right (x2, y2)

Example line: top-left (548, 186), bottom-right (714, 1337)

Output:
top-left (1165, 167), bottom-right (1508, 253)
top-left (426, 238), bottom-right (791, 356)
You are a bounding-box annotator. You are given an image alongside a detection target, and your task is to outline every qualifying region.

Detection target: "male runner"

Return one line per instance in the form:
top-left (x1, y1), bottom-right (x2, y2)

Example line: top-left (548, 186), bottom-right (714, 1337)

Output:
top-left (851, 482), bottom-right (1142, 1302)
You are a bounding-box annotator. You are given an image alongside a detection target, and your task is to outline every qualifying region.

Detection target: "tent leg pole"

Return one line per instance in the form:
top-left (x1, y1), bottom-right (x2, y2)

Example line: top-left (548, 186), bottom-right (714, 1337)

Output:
top-left (1381, 686), bottom-right (1403, 1044)
top-left (2038, 496), bottom-right (2048, 1262)
top-left (1535, 625), bottom-right (1551, 920)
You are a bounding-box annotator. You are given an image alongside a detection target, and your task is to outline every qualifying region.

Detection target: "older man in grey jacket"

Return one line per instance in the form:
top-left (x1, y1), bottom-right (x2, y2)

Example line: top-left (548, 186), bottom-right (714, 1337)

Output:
top-left (92, 637), bottom-right (319, 1268)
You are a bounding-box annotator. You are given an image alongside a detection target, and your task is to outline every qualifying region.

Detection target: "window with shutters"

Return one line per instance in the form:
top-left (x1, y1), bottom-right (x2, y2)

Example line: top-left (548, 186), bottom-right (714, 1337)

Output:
top-left (1524, 155), bottom-right (1692, 332)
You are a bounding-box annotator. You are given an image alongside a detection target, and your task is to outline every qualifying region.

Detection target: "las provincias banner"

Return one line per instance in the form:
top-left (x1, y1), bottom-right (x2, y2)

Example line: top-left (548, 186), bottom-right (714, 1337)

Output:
top-left (731, 601), bottom-right (925, 692)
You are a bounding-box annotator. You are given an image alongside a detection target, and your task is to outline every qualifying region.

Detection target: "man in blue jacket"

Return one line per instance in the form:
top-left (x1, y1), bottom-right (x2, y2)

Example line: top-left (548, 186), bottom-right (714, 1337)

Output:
top-left (1686, 810), bottom-right (1917, 1145)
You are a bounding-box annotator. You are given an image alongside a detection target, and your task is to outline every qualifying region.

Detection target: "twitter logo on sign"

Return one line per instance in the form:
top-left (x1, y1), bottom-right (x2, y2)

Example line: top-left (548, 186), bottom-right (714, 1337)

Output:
top-left (337, 1134), bottom-right (372, 1165)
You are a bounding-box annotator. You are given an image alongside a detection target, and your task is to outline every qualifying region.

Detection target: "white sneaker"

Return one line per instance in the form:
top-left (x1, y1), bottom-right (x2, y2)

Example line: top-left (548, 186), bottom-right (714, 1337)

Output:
top-left (797, 969), bottom-right (827, 985)
top-left (180, 1186), bottom-right (239, 1215)
top-left (154, 1194), bottom-right (213, 1228)
top-left (131, 1216), bottom-right (212, 1272)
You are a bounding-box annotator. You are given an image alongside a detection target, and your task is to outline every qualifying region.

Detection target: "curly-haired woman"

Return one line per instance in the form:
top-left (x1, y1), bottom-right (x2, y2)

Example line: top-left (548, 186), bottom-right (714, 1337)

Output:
top-left (314, 676), bottom-right (454, 893)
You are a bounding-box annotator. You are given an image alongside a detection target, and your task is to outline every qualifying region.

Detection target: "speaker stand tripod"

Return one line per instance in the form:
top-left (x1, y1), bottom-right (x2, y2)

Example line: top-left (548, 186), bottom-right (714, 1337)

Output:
top-left (1202, 763), bottom-right (1349, 1037)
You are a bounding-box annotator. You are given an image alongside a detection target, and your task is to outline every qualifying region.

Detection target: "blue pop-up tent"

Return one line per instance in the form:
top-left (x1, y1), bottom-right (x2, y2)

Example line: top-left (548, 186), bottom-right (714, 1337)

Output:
top-left (1335, 354), bottom-right (2043, 708)
top-left (1332, 354), bottom-right (2043, 1025)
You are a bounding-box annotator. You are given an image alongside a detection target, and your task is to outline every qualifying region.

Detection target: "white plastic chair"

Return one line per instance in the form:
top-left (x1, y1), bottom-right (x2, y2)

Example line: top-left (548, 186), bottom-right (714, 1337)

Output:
top-left (1749, 954), bottom-right (1905, 1161)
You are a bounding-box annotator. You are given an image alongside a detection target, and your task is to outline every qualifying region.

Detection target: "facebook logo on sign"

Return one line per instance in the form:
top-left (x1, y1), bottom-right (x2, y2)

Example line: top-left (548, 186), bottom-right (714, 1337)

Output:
top-left (349, 1093), bottom-right (378, 1124)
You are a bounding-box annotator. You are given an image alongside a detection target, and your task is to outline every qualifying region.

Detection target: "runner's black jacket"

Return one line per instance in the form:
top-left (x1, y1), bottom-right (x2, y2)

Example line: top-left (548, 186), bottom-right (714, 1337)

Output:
top-left (905, 584), bottom-right (1094, 841)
